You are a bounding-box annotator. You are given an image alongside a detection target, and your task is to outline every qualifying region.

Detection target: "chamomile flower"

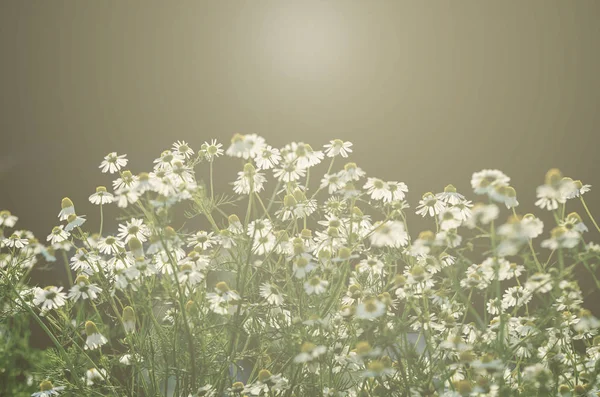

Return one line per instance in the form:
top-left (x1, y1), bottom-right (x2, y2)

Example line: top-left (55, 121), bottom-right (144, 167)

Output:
top-left (471, 169), bottom-right (510, 195)
top-left (122, 306), bottom-right (136, 333)
top-left (369, 220), bottom-right (408, 248)
top-left (33, 286), bottom-right (67, 312)
top-left (32, 380), bottom-right (65, 397)
top-left (320, 172), bottom-right (345, 195)
top-left (465, 203), bottom-right (499, 228)
top-left (541, 226), bottom-right (580, 250)
top-left (356, 297), bottom-right (387, 320)
top-left (84, 321), bottom-right (108, 350)
top-left (254, 145), bottom-right (281, 170)
top-left (436, 184), bottom-right (465, 205)
top-left (89, 186), bottom-right (114, 205)
top-left (415, 192), bottom-right (446, 217)
top-left (47, 226), bottom-right (69, 244)
top-left (388, 181), bottom-right (408, 202)
top-left (287, 142), bottom-right (324, 169)
top-left (201, 139), bottom-right (224, 161)
top-left (304, 276), bottom-right (328, 295)
top-left (363, 178), bottom-right (391, 202)
top-left (0, 210), bottom-right (18, 228)
top-left (153, 150), bottom-right (184, 170)
top-left (64, 214), bottom-right (86, 232)
top-left (97, 235), bottom-right (125, 255)
top-left (535, 169), bottom-right (577, 210)
top-left (273, 161), bottom-right (306, 182)
top-left (233, 163), bottom-right (267, 195)
top-left (99, 152), bottom-right (128, 174)
top-left (57, 197), bottom-right (76, 221)
top-left (438, 207), bottom-right (463, 231)
top-left (259, 283), bottom-right (284, 306)
top-left (338, 162), bottom-right (365, 182)
top-left (561, 212), bottom-right (588, 233)
top-left (85, 368), bottom-right (107, 386)
top-left (292, 253), bottom-right (317, 278)
top-left (3, 233), bottom-right (29, 249)
top-left (117, 218), bottom-right (150, 243)
top-left (226, 133), bottom-right (265, 159)
top-left (114, 186), bottom-right (140, 208)
top-left (323, 139), bottom-right (353, 158)
top-left (172, 140), bottom-right (194, 159)
top-left (68, 275), bottom-right (101, 301)
top-left (294, 342), bottom-right (327, 363)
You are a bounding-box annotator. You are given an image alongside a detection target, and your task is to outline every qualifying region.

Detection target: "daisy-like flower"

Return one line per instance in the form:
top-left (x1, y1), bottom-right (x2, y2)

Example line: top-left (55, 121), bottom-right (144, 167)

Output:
top-left (465, 203), bottom-right (499, 228)
top-left (363, 178), bottom-right (391, 202)
top-left (259, 283), bottom-right (284, 306)
top-left (564, 178), bottom-right (591, 199)
top-left (201, 139), bottom-right (224, 162)
top-left (89, 186), bottom-right (114, 205)
top-left (304, 276), bottom-right (328, 295)
top-left (84, 321), bottom-right (108, 350)
top-left (356, 297), bottom-right (387, 320)
top-left (471, 169), bottom-right (510, 195)
top-left (233, 163), bottom-right (267, 195)
top-left (122, 306), bottom-right (136, 333)
top-left (254, 145), bottom-right (281, 170)
top-left (226, 133), bottom-right (266, 159)
top-left (489, 184), bottom-right (519, 209)
top-left (436, 184), bottom-right (465, 205)
top-left (338, 162), bottom-right (365, 182)
top-left (294, 342), bottom-right (327, 363)
top-left (273, 161), bottom-right (306, 182)
top-left (85, 368), bottom-right (107, 386)
top-left (58, 197), bottom-right (75, 221)
top-left (323, 139), bottom-right (353, 158)
top-left (186, 230), bottom-right (216, 250)
top-left (369, 220), bottom-right (408, 248)
top-left (438, 207), bottom-right (463, 231)
top-left (292, 253), bottom-right (317, 278)
top-left (535, 169), bottom-right (577, 211)
top-left (64, 213), bottom-right (86, 232)
top-left (245, 370), bottom-right (289, 396)
top-left (387, 181), bottom-right (408, 202)
top-left (68, 275), bottom-right (101, 301)
top-left (172, 140), bottom-right (194, 159)
top-left (33, 286), bottom-right (67, 312)
top-left (117, 218), bottom-right (150, 243)
top-left (541, 226), bottom-right (580, 250)
top-left (47, 225), bottom-right (69, 245)
top-left (502, 286), bottom-right (532, 309)
top-left (114, 186), bottom-right (140, 208)
top-left (0, 210), bottom-right (18, 228)
top-left (153, 150), bottom-right (184, 170)
top-left (3, 233), bottom-right (29, 249)
top-left (286, 142), bottom-right (324, 169)
top-left (99, 152), bottom-right (128, 174)
top-left (206, 282), bottom-right (241, 315)
top-left (561, 212), bottom-right (588, 233)
top-left (319, 172), bottom-right (344, 195)
top-left (415, 192), bottom-right (446, 217)
top-left (31, 380), bottom-right (65, 397)
top-left (97, 235), bottom-right (125, 255)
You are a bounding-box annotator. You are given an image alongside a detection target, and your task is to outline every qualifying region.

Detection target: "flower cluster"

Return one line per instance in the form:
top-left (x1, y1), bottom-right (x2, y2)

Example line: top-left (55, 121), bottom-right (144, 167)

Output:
top-left (1, 136), bottom-right (599, 397)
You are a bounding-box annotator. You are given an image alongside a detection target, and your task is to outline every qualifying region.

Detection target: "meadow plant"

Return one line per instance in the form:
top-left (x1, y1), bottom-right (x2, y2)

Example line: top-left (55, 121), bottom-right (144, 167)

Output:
top-left (1, 135), bottom-right (600, 396)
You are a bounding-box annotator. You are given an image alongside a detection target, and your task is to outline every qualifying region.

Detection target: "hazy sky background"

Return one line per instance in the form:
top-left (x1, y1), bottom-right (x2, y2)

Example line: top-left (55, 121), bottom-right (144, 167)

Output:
top-left (1, 1), bottom-right (599, 274)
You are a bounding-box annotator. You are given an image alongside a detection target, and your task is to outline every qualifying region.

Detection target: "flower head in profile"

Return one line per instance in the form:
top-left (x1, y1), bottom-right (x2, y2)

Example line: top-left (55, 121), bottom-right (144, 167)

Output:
top-left (99, 152), bottom-right (128, 174)
top-left (89, 186), bottom-right (115, 205)
top-left (294, 342), bottom-right (327, 363)
top-left (0, 210), bottom-right (18, 228)
top-left (323, 139), bottom-right (353, 158)
top-left (471, 169), bottom-right (510, 196)
top-left (84, 321), bottom-right (108, 350)
top-left (416, 192), bottom-right (446, 217)
top-left (233, 163), bottom-right (267, 195)
top-left (226, 133), bottom-right (265, 159)
top-left (68, 275), bottom-right (101, 302)
top-left (31, 380), bottom-right (65, 397)
top-left (535, 168), bottom-right (577, 210)
top-left (47, 225), bottom-right (69, 244)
